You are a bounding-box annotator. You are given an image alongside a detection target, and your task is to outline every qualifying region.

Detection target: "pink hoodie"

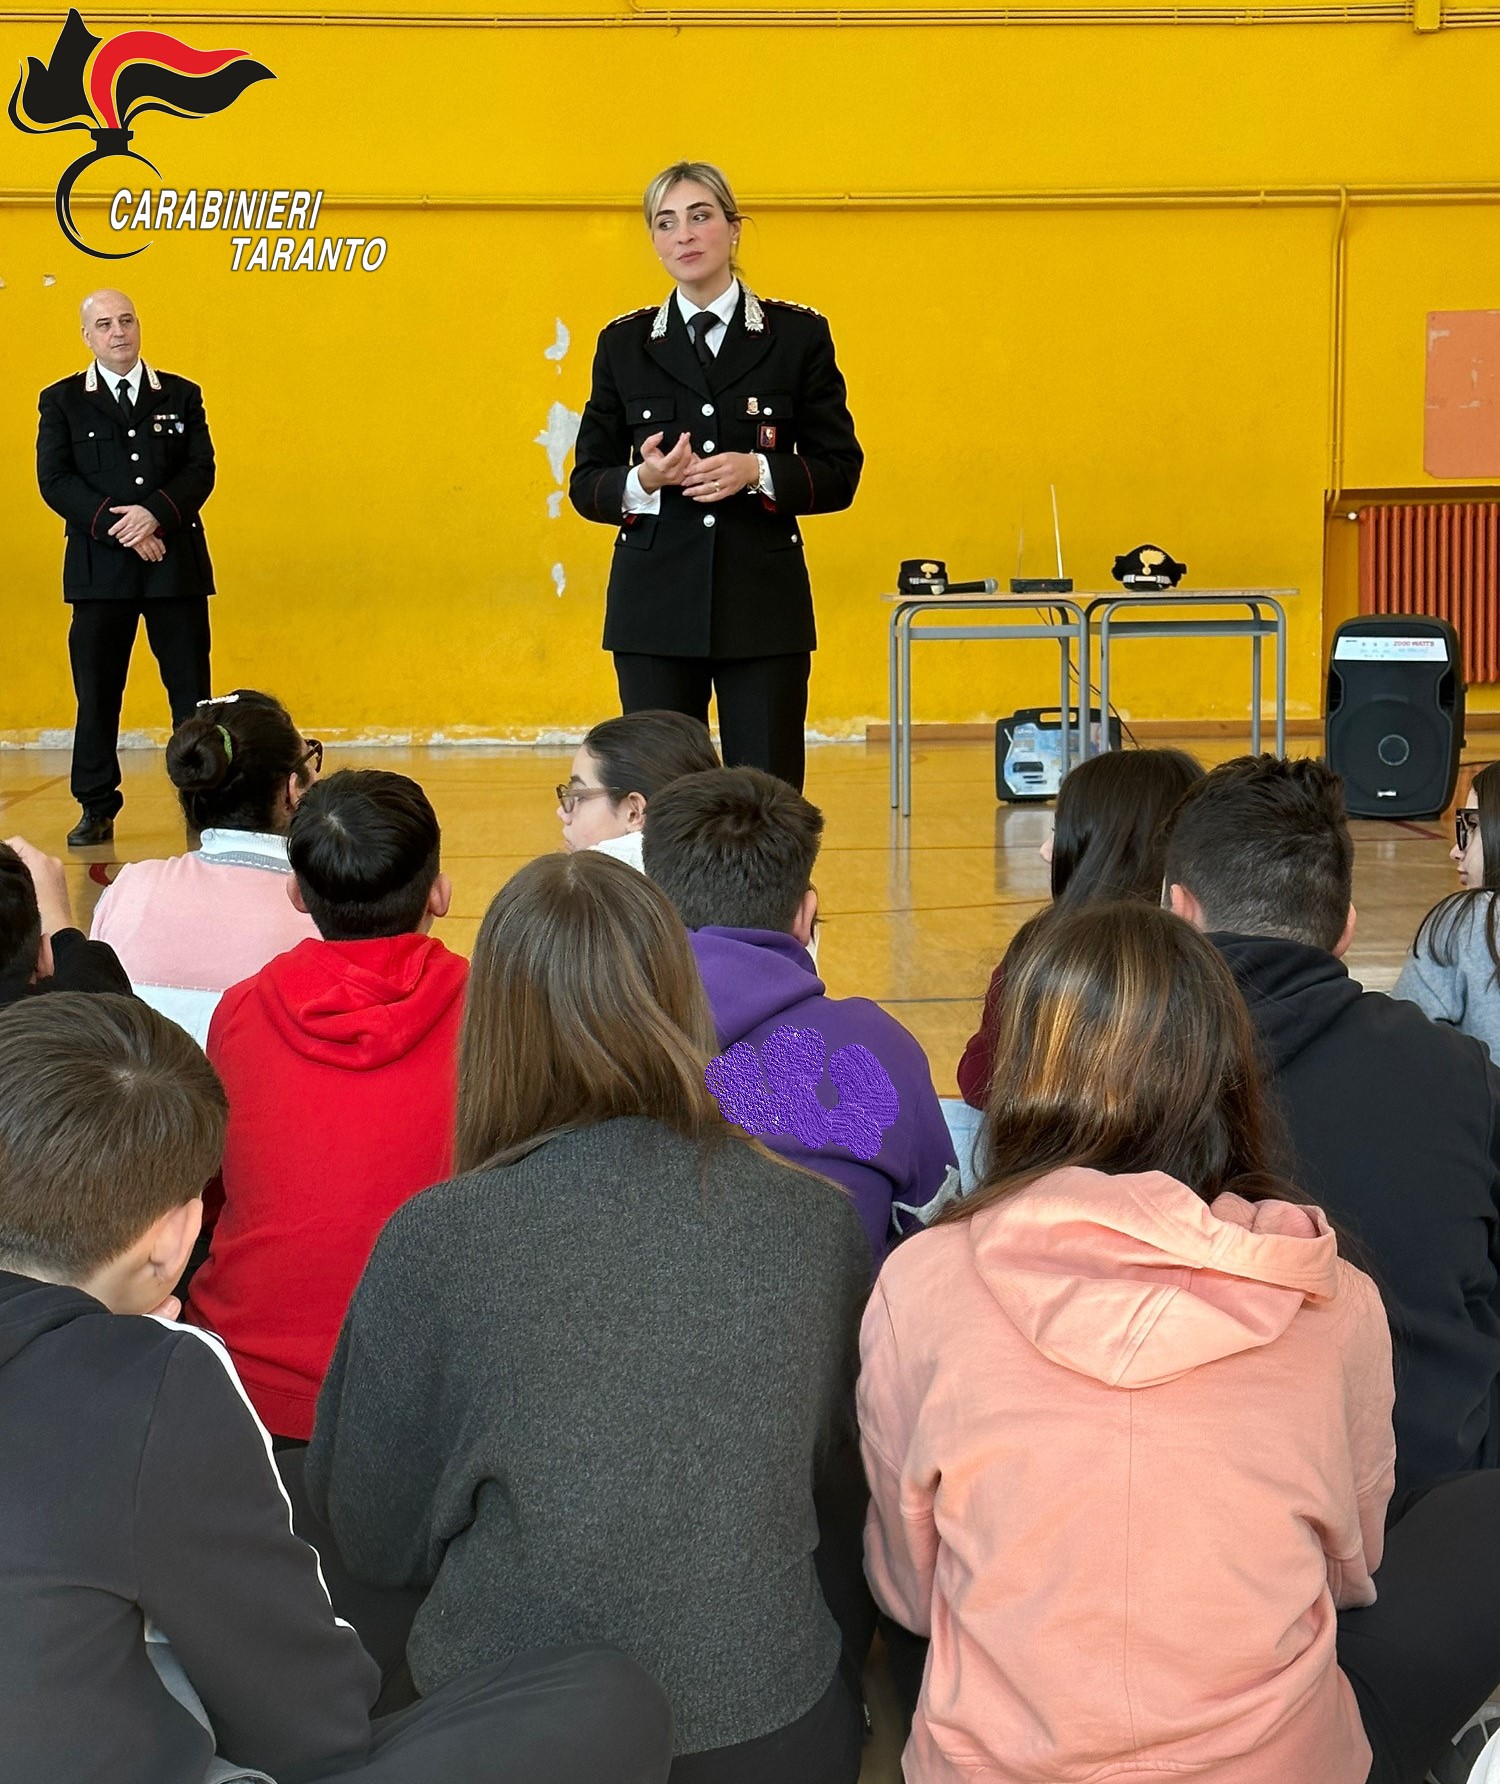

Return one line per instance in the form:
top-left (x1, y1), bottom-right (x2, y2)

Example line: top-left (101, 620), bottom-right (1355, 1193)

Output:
top-left (859, 1166), bottom-right (1395, 1784)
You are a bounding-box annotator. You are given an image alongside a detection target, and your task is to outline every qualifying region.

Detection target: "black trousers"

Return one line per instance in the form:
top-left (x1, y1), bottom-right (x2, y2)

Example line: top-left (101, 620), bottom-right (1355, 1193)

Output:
top-left (883, 1469), bottom-right (1500, 1784)
top-left (667, 1662), bottom-right (862, 1784)
top-left (1342, 1469), bottom-right (1500, 1784)
top-left (67, 596), bottom-right (212, 816)
top-left (613, 652), bottom-right (811, 792)
top-left (297, 1646), bottom-right (674, 1784)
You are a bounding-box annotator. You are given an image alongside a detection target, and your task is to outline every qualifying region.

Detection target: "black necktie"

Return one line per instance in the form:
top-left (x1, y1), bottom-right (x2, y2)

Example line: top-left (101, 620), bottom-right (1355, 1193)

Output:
top-left (686, 309), bottom-right (720, 367)
top-left (115, 378), bottom-right (134, 421)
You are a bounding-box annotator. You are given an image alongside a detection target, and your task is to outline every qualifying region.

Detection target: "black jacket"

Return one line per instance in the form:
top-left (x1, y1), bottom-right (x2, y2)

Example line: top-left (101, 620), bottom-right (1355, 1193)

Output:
top-left (37, 365), bottom-right (215, 602)
top-left (0, 927), bottom-right (131, 1007)
top-left (0, 1274), bottom-right (378, 1783)
top-left (569, 287), bottom-right (862, 659)
top-left (1215, 932), bottom-right (1500, 1495)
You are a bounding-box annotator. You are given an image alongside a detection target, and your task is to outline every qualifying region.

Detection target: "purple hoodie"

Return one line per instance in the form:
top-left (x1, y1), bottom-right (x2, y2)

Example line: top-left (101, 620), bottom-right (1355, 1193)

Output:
top-left (690, 927), bottom-right (960, 1262)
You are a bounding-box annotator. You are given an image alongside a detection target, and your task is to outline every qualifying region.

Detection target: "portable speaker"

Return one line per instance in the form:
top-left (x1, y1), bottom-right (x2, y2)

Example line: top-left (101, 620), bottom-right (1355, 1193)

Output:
top-left (1325, 616), bottom-right (1465, 818)
top-left (995, 708), bottom-right (1121, 802)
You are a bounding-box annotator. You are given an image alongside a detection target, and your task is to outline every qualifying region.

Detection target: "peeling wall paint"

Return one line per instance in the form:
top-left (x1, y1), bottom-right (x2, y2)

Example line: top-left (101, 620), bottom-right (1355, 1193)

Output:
top-left (537, 331), bottom-right (580, 598)
top-left (534, 400), bottom-right (581, 486)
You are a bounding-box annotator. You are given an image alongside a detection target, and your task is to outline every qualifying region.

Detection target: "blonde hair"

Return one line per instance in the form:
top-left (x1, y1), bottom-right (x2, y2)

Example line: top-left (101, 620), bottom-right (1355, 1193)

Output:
top-left (642, 161), bottom-right (745, 275)
top-left (455, 851), bottom-right (725, 1173)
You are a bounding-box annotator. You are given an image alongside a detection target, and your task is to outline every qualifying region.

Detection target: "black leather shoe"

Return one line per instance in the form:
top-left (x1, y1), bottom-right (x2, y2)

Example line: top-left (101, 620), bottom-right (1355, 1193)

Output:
top-left (66, 811), bottom-right (115, 849)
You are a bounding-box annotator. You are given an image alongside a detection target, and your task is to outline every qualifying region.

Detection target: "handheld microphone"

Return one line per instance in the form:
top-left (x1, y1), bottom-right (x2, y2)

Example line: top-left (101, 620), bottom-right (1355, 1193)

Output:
top-left (897, 559), bottom-right (999, 596)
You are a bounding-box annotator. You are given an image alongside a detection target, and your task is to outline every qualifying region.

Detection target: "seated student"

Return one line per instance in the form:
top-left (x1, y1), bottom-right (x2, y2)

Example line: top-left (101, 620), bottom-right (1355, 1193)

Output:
top-left (643, 767), bottom-right (959, 1262)
top-left (90, 690), bottom-right (321, 1043)
top-left (0, 993), bottom-right (673, 1784)
top-left (860, 902), bottom-right (1500, 1784)
top-left (1164, 753), bottom-right (1500, 1495)
top-left (307, 851), bottom-right (871, 1784)
top-left (0, 835), bottom-right (130, 1007)
top-left (186, 769), bottom-right (467, 1443)
top-left (1393, 761), bottom-right (1500, 1061)
top-left (957, 747), bottom-right (1204, 1108)
top-left (557, 709), bottom-right (718, 870)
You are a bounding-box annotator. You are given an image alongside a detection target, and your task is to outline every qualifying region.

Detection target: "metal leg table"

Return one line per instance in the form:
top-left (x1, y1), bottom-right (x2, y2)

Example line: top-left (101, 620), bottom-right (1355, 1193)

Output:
top-left (1089, 591), bottom-right (1292, 758)
top-left (887, 594), bottom-right (1087, 815)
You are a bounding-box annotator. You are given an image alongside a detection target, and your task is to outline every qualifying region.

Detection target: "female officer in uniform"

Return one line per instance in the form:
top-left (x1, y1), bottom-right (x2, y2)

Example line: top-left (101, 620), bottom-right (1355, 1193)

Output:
top-left (569, 161), bottom-right (863, 792)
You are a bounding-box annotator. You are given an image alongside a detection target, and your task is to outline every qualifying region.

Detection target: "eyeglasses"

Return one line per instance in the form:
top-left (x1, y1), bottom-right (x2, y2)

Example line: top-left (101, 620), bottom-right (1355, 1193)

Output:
top-left (556, 782), bottom-right (618, 815)
top-left (1456, 808), bottom-right (1480, 850)
top-left (298, 738), bottom-right (324, 776)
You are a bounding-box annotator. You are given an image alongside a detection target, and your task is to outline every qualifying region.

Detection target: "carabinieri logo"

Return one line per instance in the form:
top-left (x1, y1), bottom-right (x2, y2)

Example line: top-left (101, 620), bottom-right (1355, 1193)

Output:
top-left (8, 8), bottom-right (273, 259)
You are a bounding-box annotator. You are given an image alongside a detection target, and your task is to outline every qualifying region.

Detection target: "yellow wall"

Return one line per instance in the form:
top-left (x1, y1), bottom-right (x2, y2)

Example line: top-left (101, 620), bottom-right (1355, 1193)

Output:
top-left (5, 3), bottom-right (1500, 742)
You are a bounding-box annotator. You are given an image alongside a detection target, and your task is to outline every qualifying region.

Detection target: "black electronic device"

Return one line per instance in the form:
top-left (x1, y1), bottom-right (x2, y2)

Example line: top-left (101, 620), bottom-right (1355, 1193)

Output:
top-left (995, 707), bottom-right (1122, 802)
top-left (1010, 576), bottom-right (1075, 594)
top-left (1325, 615), bottom-right (1465, 818)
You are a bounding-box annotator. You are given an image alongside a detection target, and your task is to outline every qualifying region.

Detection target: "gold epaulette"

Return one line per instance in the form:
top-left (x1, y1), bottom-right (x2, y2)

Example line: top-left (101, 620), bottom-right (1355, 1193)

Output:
top-left (604, 304), bottom-right (656, 329)
top-left (761, 297), bottom-right (824, 318)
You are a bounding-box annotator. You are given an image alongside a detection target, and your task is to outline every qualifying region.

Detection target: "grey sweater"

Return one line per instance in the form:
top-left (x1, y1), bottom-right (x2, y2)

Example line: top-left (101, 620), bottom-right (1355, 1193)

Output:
top-left (1393, 893), bottom-right (1500, 1064)
top-left (306, 1117), bottom-right (871, 1756)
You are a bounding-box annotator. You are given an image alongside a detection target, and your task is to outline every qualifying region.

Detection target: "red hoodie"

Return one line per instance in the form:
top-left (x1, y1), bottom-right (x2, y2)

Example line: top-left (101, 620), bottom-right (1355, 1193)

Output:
top-left (187, 933), bottom-right (467, 1439)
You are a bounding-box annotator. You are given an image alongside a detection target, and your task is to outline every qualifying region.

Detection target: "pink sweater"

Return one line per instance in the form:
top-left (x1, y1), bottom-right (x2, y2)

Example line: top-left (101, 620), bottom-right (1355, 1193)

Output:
top-left (859, 1166), bottom-right (1395, 1784)
top-left (90, 830), bottom-right (318, 1043)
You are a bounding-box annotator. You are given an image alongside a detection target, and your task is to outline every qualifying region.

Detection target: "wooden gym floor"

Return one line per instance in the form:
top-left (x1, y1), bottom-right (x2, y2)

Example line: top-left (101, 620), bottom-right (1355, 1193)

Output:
top-left (0, 731), bottom-right (1479, 1779)
top-left (0, 732), bottom-right (1469, 1098)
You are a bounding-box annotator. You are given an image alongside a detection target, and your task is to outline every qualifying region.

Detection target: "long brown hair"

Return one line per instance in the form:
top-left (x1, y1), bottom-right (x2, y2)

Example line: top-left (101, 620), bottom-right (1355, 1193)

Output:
top-left (944, 902), bottom-right (1297, 1222)
top-left (1049, 746), bottom-right (1204, 909)
top-left (455, 851), bottom-right (724, 1173)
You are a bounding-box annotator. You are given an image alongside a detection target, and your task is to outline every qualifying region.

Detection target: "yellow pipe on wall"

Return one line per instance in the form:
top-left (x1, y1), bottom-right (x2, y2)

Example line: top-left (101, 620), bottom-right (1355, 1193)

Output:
top-left (0, 2), bottom-right (1434, 21)
top-left (1328, 187), bottom-right (1350, 499)
top-left (8, 181), bottom-right (1500, 210)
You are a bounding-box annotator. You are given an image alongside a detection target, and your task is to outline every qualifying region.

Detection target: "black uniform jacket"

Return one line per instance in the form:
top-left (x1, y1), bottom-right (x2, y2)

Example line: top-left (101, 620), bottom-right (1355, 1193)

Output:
top-left (37, 365), bottom-right (216, 603)
top-left (569, 286), bottom-right (862, 659)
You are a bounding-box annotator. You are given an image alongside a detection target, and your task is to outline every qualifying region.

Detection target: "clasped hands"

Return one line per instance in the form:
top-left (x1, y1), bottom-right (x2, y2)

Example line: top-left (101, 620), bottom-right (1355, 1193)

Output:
top-left (637, 433), bottom-right (759, 504)
top-left (108, 503), bottom-right (165, 562)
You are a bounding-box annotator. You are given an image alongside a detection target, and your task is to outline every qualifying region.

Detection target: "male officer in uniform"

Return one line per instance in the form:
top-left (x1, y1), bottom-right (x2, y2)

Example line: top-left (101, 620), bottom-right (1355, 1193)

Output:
top-left (36, 290), bottom-right (216, 847)
top-left (570, 278), bottom-right (862, 793)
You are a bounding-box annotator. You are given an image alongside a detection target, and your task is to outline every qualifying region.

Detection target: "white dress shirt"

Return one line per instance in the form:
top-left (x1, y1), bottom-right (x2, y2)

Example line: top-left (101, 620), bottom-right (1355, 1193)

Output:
top-left (622, 280), bottom-right (774, 515)
top-left (98, 359), bottom-right (145, 409)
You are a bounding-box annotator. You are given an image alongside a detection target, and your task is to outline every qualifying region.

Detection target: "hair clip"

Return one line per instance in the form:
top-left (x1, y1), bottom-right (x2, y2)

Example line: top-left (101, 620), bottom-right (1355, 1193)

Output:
top-left (215, 725), bottom-right (235, 763)
top-left (195, 693), bottom-right (241, 707)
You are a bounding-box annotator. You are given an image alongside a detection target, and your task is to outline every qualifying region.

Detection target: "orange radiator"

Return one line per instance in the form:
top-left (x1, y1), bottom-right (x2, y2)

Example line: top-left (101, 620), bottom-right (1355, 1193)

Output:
top-left (1359, 503), bottom-right (1500, 684)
